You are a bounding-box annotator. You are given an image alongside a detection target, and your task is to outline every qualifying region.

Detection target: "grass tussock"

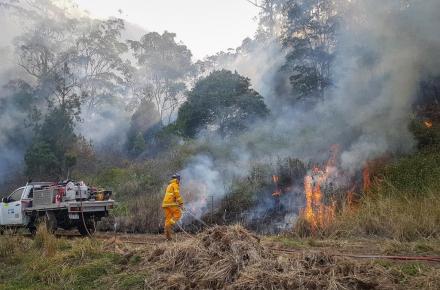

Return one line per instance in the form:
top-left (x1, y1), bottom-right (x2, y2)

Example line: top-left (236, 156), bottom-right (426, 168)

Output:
top-left (0, 234), bottom-right (134, 290)
top-left (0, 236), bottom-right (16, 258)
top-left (33, 224), bottom-right (58, 257)
top-left (327, 193), bottom-right (440, 241)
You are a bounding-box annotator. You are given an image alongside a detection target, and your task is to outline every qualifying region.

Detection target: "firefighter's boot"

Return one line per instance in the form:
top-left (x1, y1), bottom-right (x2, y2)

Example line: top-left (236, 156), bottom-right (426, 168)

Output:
top-left (165, 226), bottom-right (172, 241)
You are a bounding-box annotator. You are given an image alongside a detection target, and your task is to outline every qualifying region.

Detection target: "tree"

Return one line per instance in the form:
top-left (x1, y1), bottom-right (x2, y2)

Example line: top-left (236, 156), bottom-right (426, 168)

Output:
top-left (10, 1), bottom-right (130, 178)
top-left (74, 18), bottom-right (131, 109)
top-left (15, 13), bottom-right (129, 113)
top-left (279, 0), bottom-right (338, 103)
top-left (174, 70), bottom-right (269, 138)
top-left (24, 106), bottom-right (77, 179)
top-left (128, 31), bottom-right (194, 124)
top-left (24, 141), bottom-right (60, 179)
top-left (126, 100), bottom-right (161, 156)
top-left (246, 0), bottom-right (287, 39)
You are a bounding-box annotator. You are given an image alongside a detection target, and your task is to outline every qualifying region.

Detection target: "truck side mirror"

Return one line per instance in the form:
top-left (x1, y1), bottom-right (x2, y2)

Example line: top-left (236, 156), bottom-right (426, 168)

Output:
top-left (1, 197), bottom-right (8, 203)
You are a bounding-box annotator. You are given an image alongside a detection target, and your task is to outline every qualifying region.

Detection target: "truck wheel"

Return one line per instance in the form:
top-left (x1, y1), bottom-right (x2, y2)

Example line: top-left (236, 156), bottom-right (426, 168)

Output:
top-left (45, 211), bottom-right (57, 234)
top-left (77, 217), bottom-right (96, 236)
top-left (27, 213), bottom-right (38, 235)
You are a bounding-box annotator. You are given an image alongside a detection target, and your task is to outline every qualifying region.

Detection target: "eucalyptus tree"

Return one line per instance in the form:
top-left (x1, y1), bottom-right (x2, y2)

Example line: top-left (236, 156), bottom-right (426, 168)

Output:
top-left (128, 31), bottom-right (194, 125)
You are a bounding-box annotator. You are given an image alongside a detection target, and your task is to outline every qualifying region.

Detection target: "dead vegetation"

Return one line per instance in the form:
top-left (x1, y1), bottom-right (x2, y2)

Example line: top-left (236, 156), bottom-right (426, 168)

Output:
top-left (143, 225), bottom-right (402, 290)
top-left (2, 225), bottom-right (440, 289)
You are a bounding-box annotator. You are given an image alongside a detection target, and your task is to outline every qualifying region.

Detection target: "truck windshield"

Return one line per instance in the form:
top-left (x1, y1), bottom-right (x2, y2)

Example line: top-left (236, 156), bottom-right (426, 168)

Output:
top-left (9, 188), bottom-right (24, 202)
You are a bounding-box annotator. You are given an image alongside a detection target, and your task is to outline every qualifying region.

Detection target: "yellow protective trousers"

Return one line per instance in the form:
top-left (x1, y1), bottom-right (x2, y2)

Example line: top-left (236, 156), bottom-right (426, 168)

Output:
top-left (164, 206), bottom-right (182, 231)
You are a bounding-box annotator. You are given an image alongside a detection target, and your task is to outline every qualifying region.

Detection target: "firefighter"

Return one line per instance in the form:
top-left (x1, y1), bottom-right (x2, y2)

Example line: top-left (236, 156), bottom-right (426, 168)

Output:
top-left (162, 174), bottom-right (184, 240)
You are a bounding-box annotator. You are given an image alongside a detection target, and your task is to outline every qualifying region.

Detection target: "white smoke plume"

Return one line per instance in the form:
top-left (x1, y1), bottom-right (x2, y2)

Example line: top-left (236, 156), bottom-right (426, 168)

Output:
top-left (180, 0), bottom-right (440, 223)
top-left (334, 0), bottom-right (440, 170)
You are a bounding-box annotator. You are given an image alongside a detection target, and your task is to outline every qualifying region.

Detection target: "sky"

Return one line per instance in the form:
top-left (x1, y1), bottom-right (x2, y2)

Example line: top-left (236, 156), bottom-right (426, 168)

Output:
top-left (75, 0), bottom-right (260, 60)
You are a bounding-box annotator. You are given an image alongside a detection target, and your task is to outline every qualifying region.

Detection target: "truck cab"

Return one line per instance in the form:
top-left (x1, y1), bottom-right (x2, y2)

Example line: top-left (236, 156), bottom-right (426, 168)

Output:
top-left (0, 186), bottom-right (26, 226)
top-left (0, 183), bottom-right (53, 227)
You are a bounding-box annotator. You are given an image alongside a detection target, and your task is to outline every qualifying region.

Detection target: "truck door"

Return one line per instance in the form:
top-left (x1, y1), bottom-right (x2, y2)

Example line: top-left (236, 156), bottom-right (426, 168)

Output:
top-left (3, 187), bottom-right (25, 225)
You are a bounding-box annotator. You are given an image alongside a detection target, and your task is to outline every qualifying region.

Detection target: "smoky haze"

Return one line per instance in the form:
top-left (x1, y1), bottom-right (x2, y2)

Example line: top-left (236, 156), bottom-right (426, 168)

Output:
top-left (0, 0), bottom-right (439, 226)
top-left (181, 0), bottom-right (440, 223)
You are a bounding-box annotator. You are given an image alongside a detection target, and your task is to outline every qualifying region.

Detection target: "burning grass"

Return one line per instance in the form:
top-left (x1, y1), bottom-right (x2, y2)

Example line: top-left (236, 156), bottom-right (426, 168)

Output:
top-left (144, 225), bottom-right (401, 289)
top-left (319, 146), bottom-right (440, 241)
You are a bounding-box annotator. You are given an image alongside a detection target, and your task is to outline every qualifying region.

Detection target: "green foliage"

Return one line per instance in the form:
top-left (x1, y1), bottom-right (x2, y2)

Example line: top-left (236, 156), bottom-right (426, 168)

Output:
top-left (11, 3), bottom-right (130, 181)
top-left (126, 100), bottom-right (161, 156)
top-left (175, 70), bottom-right (269, 138)
top-left (379, 146), bottom-right (440, 198)
top-left (280, 0), bottom-right (337, 102)
top-left (25, 141), bottom-right (60, 178)
top-left (24, 107), bottom-right (77, 179)
top-left (409, 118), bottom-right (440, 149)
top-left (325, 146), bottom-right (440, 241)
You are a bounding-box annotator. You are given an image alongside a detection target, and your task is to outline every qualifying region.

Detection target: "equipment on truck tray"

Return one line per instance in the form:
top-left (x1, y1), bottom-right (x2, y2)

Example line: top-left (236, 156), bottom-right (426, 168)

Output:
top-left (0, 180), bottom-right (114, 236)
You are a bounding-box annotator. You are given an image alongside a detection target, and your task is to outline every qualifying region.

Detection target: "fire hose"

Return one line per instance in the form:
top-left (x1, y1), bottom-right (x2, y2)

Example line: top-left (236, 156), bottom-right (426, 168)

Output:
top-left (173, 208), bottom-right (210, 239)
top-left (181, 207), bottom-right (209, 227)
top-left (269, 248), bottom-right (440, 263)
top-left (78, 184), bottom-right (94, 238)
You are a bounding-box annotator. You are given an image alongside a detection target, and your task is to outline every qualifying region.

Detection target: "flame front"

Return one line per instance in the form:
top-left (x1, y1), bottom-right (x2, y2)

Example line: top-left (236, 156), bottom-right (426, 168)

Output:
top-left (302, 165), bottom-right (336, 231)
top-left (272, 175), bottom-right (281, 197)
top-left (363, 163), bottom-right (372, 193)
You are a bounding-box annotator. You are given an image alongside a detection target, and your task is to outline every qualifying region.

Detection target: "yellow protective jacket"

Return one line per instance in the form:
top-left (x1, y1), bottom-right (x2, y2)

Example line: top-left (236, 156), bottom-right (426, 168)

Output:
top-left (162, 178), bottom-right (184, 208)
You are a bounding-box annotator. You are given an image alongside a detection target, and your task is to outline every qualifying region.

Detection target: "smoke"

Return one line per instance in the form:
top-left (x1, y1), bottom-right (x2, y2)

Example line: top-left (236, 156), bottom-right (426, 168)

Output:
top-left (0, 10), bottom-right (28, 185)
top-left (180, 155), bottom-right (224, 220)
top-left (332, 0), bottom-right (440, 171)
top-left (218, 38), bottom-right (288, 109)
top-left (180, 0), bottom-right (440, 226)
top-left (0, 0), bottom-right (439, 228)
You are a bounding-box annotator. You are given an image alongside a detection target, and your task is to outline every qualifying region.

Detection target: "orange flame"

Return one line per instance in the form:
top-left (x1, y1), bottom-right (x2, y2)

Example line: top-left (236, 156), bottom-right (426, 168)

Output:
top-left (363, 163), bottom-right (372, 193)
top-left (272, 175), bottom-right (281, 197)
top-left (300, 145), bottom-right (343, 231)
top-left (424, 120), bottom-right (433, 128)
top-left (302, 164), bottom-right (336, 231)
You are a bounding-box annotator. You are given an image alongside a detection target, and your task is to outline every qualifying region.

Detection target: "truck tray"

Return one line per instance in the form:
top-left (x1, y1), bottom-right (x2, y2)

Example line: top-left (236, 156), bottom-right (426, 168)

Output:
top-left (33, 187), bottom-right (57, 207)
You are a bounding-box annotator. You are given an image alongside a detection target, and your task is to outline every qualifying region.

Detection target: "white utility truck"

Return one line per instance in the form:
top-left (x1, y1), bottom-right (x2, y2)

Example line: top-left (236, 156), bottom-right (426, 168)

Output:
top-left (0, 181), bottom-right (114, 235)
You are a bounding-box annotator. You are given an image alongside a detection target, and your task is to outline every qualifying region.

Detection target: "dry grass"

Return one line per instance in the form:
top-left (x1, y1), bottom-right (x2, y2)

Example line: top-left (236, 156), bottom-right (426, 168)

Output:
top-left (33, 223), bottom-right (58, 257)
top-left (325, 193), bottom-right (440, 241)
top-left (1, 226), bottom-right (440, 289)
top-left (0, 236), bottom-right (16, 258)
top-left (144, 225), bottom-right (398, 290)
